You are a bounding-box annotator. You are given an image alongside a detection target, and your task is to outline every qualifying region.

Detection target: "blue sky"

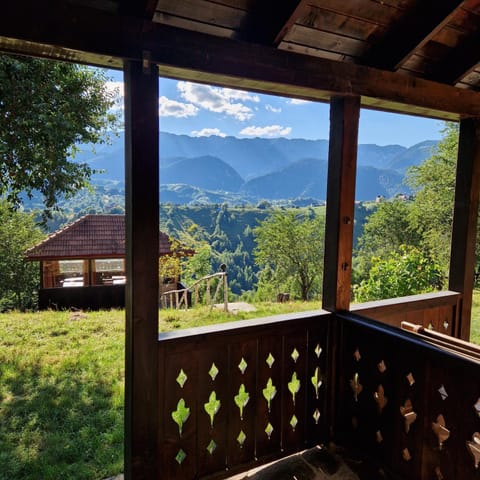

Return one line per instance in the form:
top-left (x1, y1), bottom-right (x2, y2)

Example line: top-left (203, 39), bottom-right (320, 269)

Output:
top-left (106, 69), bottom-right (444, 148)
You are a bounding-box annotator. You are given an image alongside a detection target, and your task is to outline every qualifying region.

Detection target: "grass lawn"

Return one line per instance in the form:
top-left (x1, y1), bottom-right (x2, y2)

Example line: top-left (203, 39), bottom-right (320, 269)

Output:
top-left (0, 302), bottom-right (318, 480)
top-left (0, 296), bottom-right (478, 480)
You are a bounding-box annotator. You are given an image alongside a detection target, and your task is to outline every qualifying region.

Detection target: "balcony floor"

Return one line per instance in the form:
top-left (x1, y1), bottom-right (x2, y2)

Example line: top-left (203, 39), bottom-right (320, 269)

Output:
top-left (227, 445), bottom-right (390, 480)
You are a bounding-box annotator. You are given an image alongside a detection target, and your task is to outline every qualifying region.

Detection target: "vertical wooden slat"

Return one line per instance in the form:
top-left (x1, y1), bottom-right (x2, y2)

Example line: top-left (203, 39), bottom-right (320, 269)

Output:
top-left (124, 60), bottom-right (159, 480)
top-left (449, 118), bottom-right (480, 341)
top-left (323, 96), bottom-right (360, 312)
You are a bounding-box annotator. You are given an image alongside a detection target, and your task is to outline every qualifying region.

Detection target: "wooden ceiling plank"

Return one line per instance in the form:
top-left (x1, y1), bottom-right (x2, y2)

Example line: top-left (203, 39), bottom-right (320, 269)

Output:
top-left (425, 31), bottom-right (480, 84)
top-left (298, 6), bottom-right (388, 43)
top-left (307, 0), bottom-right (404, 27)
top-left (1, 3), bottom-right (480, 119)
top-left (154, 0), bottom-right (246, 32)
top-left (360, 0), bottom-right (466, 70)
top-left (286, 24), bottom-right (371, 57)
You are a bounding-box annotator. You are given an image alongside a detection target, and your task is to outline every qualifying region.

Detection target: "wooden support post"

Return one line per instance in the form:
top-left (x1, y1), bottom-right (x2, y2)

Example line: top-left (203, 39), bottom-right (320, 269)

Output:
top-left (449, 118), bottom-right (480, 341)
top-left (124, 59), bottom-right (159, 480)
top-left (322, 96), bottom-right (360, 312)
top-left (223, 273), bottom-right (228, 312)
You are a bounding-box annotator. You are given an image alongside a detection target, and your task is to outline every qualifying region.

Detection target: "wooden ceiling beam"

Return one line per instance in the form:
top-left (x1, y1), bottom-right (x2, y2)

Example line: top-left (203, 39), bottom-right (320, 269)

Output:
top-left (236, 0), bottom-right (306, 46)
top-left (361, 0), bottom-right (465, 71)
top-left (1, 3), bottom-right (480, 119)
top-left (425, 31), bottom-right (480, 85)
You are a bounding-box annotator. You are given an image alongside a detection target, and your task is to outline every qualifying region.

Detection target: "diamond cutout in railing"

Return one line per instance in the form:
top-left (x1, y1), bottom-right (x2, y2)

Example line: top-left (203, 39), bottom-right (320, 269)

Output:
top-left (175, 448), bottom-right (187, 465)
top-left (406, 372), bottom-right (415, 386)
top-left (206, 439), bottom-right (217, 455)
top-left (238, 357), bottom-right (248, 374)
top-left (237, 430), bottom-right (246, 448)
top-left (291, 348), bottom-right (300, 363)
top-left (266, 352), bottom-right (275, 369)
top-left (376, 430), bottom-right (383, 443)
top-left (438, 384), bottom-right (448, 401)
top-left (377, 360), bottom-right (387, 373)
top-left (176, 369), bottom-right (188, 388)
top-left (443, 320), bottom-right (449, 331)
top-left (265, 422), bottom-right (274, 439)
top-left (314, 344), bottom-right (322, 358)
top-left (290, 414), bottom-right (298, 431)
top-left (474, 398), bottom-right (480, 417)
top-left (402, 448), bottom-right (412, 462)
top-left (353, 348), bottom-right (361, 362)
top-left (313, 408), bottom-right (321, 424)
top-left (208, 362), bottom-right (219, 381)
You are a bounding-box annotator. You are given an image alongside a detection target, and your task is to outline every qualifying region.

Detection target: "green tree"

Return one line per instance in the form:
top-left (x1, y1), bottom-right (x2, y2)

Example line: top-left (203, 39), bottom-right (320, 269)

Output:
top-left (0, 200), bottom-right (45, 311)
top-left (353, 199), bottom-right (422, 284)
top-left (0, 55), bottom-right (118, 219)
top-left (353, 245), bottom-right (442, 302)
top-left (254, 209), bottom-right (325, 301)
top-left (405, 123), bottom-right (459, 278)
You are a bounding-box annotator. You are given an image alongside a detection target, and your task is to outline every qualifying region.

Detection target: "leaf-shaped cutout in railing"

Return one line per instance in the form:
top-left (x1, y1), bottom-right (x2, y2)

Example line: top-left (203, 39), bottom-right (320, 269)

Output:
top-left (262, 378), bottom-right (277, 412)
top-left (374, 384), bottom-right (388, 414)
top-left (467, 432), bottom-right (480, 469)
top-left (350, 373), bottom-right (363, 402)
top-left (204, 391), bottom-right (221, 428)
top-left (400, 398), bottom-right (417, 434)
top-left (311, 367), bottom-right (322, 399)
top-left (172, 398), bottom-right (190, 436)
top-left (288, 372), bottom-right (301, 405)
top-left (235, 384), bottom-right (250, 420)
top-left (432, 414), bottom-right (450, 450)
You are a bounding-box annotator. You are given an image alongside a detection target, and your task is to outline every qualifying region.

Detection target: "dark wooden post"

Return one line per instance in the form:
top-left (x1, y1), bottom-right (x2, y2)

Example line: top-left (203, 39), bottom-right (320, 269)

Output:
top-left (124, 59), bottom-right (159, 479)
top-left (449, 118), bottom-right (480, 341)
top-left (322, 96), bottom-right (360, 312)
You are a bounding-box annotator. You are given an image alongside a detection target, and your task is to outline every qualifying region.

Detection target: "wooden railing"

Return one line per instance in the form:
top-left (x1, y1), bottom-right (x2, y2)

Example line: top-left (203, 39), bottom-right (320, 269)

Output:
top-left (157, 310), bottom-right (331, 479)
top-left (351, 290), bottom-right (462, 337)
top-left (160, 272), bottom-right (228, 311)
top-left (156, 291), bottom-right (478, 479)
top-left (334, 311), bottom-right (480, 479)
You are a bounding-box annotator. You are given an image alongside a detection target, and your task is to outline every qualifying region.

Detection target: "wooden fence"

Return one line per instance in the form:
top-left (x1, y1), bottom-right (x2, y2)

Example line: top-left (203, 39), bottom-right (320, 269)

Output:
top-left (160, 271), bottom-right (228, 311)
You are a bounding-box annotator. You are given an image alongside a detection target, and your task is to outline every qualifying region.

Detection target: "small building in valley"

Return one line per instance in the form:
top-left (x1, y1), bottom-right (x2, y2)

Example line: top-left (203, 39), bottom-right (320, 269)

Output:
top-left (25, 214), bottom-right (193, 310)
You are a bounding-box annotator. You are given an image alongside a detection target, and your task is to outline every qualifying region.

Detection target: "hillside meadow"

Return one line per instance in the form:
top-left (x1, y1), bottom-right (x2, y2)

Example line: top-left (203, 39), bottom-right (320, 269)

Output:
top-left (0, 296), bottom-right (479, 479)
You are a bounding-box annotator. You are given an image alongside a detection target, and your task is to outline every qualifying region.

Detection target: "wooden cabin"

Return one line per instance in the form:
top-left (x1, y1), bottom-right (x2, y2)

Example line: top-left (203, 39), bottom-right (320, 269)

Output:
top-left (25, 214), bottom-right (193, 310)
top-left (3, 2), bottom-right (480, 479)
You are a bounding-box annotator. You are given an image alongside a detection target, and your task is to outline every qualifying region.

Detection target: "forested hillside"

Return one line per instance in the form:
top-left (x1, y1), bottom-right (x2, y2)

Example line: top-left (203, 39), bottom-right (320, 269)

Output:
top-left (160, 203), bottom-right (371, 295)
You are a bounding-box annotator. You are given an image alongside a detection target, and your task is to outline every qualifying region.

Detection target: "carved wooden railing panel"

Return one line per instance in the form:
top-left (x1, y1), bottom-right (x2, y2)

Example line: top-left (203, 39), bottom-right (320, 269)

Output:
top-left (351, 291), bottom-right (462, 336)
top-left (158, 312), bottom-right (331, 479)
top-left (335, 312), bottom-right (480, 480)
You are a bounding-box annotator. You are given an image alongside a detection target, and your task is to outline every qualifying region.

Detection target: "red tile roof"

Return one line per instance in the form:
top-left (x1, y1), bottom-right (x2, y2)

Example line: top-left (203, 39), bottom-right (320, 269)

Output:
top-left (25, 214), bottom-right (193, 260)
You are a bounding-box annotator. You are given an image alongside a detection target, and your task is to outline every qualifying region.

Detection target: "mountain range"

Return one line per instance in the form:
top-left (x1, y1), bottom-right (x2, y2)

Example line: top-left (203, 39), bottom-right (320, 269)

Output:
top-left (75, 132), bottom-right (438, 204)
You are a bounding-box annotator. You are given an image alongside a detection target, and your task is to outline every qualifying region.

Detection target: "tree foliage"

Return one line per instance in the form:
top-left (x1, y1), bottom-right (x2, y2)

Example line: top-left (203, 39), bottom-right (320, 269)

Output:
top-left (0, 200), bottom-right (45, 311)
top-left (254, 209), bottom-right (325, 301)
top-left (354, 245), bottom-right (442, 302)
top-left (0, 55), bottom-right (118, 219)
top-left (353, 199), bottom-right (422, 283)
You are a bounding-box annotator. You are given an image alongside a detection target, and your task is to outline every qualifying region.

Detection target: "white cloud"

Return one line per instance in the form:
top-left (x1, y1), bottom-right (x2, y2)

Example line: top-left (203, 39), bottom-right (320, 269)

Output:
top-left (191, 128), bottom-right (227, 138)
top-left (266, 104), bottom-right (282, 113)
top-left (159, 96), bottom-right (199, 118)
top-left (177, 81), bottom-right (259, 121)
top-left (289, 98), bottom-right (311, 105)
top-left (239, 125), bottom-right (292, 138)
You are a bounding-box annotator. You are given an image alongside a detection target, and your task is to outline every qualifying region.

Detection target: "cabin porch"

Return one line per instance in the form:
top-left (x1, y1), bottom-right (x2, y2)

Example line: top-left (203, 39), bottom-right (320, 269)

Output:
top-left (2, 2), bottom-right (480, 479)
